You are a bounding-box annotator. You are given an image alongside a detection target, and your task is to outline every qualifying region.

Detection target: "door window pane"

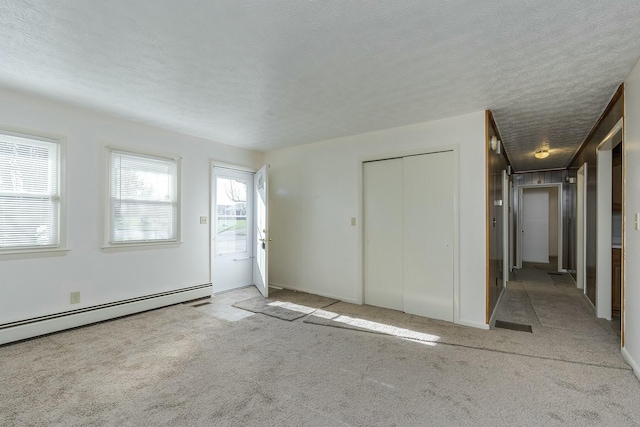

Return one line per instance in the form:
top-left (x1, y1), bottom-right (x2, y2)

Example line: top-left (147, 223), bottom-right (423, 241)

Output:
top-left (215, 177), bottom-right (247, 255)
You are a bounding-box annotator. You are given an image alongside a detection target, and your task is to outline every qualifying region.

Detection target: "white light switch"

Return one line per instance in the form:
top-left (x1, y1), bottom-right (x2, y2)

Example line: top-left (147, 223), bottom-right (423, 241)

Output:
top-left (200, 216), bottom-right (208, 225)
top-left (351, 217), bottom-right (356, 226)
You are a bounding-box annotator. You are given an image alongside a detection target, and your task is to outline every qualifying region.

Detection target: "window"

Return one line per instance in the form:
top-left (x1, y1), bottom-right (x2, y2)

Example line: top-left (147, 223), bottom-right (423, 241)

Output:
top-left (0, 132), bottom-right (62, 251)
top-left (108, 148), bottom-right (180, 245)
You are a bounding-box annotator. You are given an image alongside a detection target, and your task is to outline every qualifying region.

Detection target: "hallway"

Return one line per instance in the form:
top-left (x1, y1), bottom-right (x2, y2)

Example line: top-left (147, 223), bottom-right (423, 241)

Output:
top-left (495, 266), bottom-right (622, 366)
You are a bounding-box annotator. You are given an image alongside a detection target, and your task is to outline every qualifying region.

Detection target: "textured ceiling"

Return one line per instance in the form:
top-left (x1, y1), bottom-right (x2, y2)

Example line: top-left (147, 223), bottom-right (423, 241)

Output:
top-left (1, 1), bottom-right (640, 171)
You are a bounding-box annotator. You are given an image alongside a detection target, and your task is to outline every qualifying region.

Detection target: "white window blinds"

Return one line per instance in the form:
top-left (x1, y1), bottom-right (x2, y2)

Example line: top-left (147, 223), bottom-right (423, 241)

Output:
top-left (109, 150), bottom-right (178, 244)
top-left (0, 133), bottom-right (60, 250)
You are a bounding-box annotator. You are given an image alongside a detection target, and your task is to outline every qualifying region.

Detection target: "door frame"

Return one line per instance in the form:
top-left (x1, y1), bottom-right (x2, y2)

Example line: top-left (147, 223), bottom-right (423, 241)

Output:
top-left (576, 163), bottom-right (587, 292)
top-left (209, 161), bottom-right (257, 291)
top-left (516, 183), bottom-right (564, 271)
top-left (502, 170), bottom-right (510, 286)
top-left (595, 117), bottom-right (623, 321)
top-left (357, 144), bottom-right (460, 324)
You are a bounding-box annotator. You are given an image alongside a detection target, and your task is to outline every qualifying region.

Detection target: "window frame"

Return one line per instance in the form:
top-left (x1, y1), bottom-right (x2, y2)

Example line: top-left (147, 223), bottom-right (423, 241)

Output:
top-left (0, 129), bottom-right (67, 258)
top-left (104, 146), bottom-right (182, 250)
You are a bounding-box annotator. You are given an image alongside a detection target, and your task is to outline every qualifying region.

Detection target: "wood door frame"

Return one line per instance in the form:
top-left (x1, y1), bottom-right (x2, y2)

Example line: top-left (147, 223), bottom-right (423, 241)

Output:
top-left (516, 183), bottom-right (564, 271)
top-left (357, 145), bottom-right (460, 325)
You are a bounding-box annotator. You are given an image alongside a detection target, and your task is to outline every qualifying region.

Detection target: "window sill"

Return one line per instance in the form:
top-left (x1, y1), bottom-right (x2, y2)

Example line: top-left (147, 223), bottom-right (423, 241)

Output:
top-left (101, 241), bottom-right (183, 252)
top-left (0, 248), bottom-right (70, 261)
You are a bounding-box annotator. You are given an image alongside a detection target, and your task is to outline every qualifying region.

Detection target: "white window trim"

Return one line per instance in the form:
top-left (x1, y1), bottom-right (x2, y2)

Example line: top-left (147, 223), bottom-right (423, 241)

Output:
top-left (0, 130), bottom-right (67, 259)
top-left (103, 146), bottom-right (182, 251)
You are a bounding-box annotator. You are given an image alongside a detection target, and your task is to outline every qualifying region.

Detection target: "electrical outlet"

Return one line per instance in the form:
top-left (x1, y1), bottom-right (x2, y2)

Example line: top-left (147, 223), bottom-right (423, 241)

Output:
top-left (351, 217), bottom-right (356, 226)
top-left (200, 216), bottom-right (208, 225)
top-left (70, 291), bottom-right (81, 304)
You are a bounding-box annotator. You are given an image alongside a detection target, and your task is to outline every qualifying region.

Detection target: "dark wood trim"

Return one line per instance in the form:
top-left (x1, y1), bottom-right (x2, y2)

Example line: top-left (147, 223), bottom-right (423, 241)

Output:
top-left (485, 110), bottom-right (491, 325)
top-left (487, 110), bottom-right (513, 167)
top-left (621, 88), bottom-right (626, 348)
top-left (569, 84), bottom-right (624, 167)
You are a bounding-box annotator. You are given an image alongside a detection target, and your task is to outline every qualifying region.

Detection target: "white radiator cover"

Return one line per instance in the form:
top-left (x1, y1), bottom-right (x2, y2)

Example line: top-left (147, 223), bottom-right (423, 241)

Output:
top-left (0, 284), bottom-right (212, 345)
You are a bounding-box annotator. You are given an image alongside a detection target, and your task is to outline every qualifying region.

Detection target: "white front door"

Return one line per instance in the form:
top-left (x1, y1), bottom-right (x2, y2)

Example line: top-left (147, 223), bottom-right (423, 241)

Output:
top-left (253, 165), bottom-right (269, 297)
top-left (212, 167), bottom-right (254, 293)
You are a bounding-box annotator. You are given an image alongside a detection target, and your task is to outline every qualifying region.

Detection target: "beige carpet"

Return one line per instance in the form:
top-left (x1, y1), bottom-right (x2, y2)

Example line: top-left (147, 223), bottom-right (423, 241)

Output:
top-left (232, 289), bottom-right (338, 321)
top-left (1, 301), bottom-right (639, 426)
top-left (304, 300), bottom-right (627, 369)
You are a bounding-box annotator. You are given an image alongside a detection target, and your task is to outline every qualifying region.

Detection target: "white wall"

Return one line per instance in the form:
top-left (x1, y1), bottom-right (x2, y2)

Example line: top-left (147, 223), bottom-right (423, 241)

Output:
top-left (0, 88), bottom-right (262, 324)
top-left (624, 59), bottom-right (640, 375)
top-left (549, 187), bottom-right (558, 257)
top-left (265, 111), bottom-right (487, 328)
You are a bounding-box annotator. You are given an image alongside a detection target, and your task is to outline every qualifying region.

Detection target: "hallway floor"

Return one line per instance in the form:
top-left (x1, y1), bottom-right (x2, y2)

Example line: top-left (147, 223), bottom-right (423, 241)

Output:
top-left (495, 267), bottom-right (622, 363)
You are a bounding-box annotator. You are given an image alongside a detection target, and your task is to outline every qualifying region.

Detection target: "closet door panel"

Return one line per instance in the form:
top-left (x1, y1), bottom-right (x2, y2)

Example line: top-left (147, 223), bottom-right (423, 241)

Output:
top-left (363, 159), bottom-right (404, 311)
top-left (403, 152), bottom-right (455, 321)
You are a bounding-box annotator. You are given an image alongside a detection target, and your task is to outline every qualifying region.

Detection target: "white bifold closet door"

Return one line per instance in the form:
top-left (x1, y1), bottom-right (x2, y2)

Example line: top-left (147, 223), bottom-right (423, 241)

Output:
top-left (364, 151), bottom-right (454, 322)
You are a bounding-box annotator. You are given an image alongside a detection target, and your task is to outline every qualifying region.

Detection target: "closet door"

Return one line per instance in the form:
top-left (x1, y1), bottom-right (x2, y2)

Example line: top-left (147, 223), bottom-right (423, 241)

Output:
top-left (363, 158), bottom-right (404, 311)
top-left (403, 151), bottom-right (455, 321)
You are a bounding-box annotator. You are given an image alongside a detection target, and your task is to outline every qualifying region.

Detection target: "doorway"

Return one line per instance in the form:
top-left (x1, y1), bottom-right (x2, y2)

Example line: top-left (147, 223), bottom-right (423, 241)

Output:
top-left (212, 167), bottom-right (254, 294)
top-left (595, 118), bottom-right (623, 322)
top-left (211, 165), bottom-right (270, 297)
top-left (517, 184), bottom-right (563, 271)
top-left (362, 149), bottom-right (457, 322)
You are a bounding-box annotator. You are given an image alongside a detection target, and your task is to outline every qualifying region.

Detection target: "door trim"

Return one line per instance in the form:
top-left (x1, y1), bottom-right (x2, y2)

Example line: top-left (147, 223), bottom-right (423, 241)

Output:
top-left (576, 163), bottom-right (587, 292)
top-left (357, 145), bottom-right (460, 324)
top-left (594, 117), bottom-right (623, 321)
top-left (516, 183), bottom-right (564, 270)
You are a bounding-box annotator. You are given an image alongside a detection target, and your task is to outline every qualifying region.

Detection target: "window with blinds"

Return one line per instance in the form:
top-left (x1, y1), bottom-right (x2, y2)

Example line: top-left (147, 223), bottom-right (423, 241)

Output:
top-left (0, 133), bottom-right (60, 251)
top-left (109, 149), bottom-right (179, 244)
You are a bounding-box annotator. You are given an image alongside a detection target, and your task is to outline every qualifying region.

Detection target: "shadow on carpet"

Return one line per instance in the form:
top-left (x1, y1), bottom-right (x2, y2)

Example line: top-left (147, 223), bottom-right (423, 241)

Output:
top-left (233, 289), bottom-right (338, 321)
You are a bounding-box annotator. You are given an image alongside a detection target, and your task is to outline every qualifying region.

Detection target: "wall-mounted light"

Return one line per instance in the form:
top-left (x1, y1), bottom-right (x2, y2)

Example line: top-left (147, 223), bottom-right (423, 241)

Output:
top-left (534, 150), bottom-right (549, 159)
top-left (490, 136), bottom-right (501, 152)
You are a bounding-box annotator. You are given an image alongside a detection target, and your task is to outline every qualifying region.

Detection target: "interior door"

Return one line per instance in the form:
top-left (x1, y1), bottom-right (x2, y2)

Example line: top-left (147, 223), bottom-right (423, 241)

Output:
top-left (253, 165), bottom-right (269, 297)
top-left (521, 187), bottom-right (550, 263)
top-left (212, 168), bottom-right (254, 293)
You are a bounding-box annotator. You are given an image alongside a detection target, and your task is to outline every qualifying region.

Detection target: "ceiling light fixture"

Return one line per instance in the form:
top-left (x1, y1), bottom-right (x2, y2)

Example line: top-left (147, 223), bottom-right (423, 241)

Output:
top-left (534, 150), bottom-right (549, 159)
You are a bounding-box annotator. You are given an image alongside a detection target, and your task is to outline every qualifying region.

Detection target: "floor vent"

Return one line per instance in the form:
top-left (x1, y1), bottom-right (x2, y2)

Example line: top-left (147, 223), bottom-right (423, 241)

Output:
top-left (494, 320), bottom-right (533, 333)
top-left (547, 272), bottom-right (563, 276)
top-left (191, 302), bottom-right (212, 308)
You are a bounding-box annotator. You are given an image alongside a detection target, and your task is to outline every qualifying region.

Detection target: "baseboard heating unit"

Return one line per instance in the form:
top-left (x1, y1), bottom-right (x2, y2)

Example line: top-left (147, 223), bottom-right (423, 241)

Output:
top-left (0, 284), bottom-right (212, 346)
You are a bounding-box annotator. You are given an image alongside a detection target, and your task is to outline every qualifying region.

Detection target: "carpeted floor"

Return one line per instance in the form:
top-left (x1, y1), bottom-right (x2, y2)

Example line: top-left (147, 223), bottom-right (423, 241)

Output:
top-left (233, 289), bottom-right (338, 321)
top-left (1, 274), bottom-right (639, 426)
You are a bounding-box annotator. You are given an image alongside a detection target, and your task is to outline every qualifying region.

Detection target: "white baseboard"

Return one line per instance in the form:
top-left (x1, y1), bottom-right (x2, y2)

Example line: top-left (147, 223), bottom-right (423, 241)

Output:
top-left (0, 284), bottom-right (212, 346)
top-left (269, 282), bottom-right (357, 304)
top-left (458, 319), bottom-right (490, 330)
top-left (622, 348), bottom-right (640, 380)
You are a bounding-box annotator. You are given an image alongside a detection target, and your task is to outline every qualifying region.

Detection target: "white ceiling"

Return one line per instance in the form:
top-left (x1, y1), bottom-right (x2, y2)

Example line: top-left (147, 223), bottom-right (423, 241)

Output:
top-left (1, 1), bottom-right (640, 171)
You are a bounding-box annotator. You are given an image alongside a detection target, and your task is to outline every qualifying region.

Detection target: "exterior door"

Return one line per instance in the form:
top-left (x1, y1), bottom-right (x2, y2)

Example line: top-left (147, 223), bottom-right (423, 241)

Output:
top-left (254, 165), bottom-right (269, 297)
top-left (212, 167), bottom-right (254, 293)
